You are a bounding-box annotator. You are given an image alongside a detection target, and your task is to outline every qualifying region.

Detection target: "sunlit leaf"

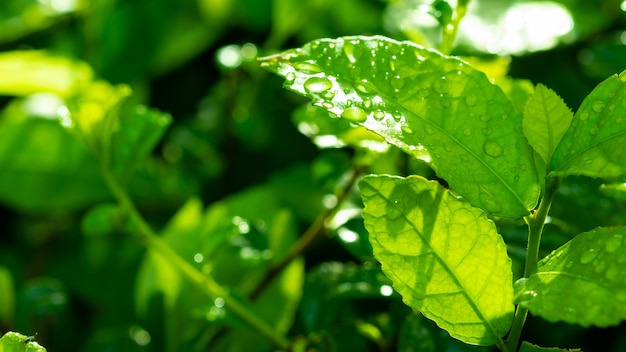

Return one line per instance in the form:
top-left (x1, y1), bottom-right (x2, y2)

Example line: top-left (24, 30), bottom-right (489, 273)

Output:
top-left (0, 51), bottom-right (93, 98)
top-left (359, 175), bottom-right (514, 346)
top-left (599, 182), bottom-right (626, 201)
top-left (523, 83), bottom-right (573, 164)
top-left (515, 226), bottom-right (626, 327)
top-left (0, 331), bottom-right (46, 352)
top-left (261, 35), bottom-right (539, 217)
top-left (550, 71), bottom-right (626, 177)
top-left (519, 341), bottom-right (582, 352)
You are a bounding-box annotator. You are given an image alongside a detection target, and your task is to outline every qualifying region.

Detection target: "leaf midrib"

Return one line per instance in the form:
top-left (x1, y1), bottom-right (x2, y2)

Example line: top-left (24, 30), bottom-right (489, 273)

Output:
top-left (369, 180), bottom-right (507, 345)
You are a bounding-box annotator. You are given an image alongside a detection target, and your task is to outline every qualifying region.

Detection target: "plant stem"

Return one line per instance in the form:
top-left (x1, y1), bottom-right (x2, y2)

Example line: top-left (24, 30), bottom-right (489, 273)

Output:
top-left (101, 166), bottom-right (290, 350)
top-left (439, 0), bottom-right (470, 55)
top-left (249, 166), bottom-right (364, 300)
top-left (505, 176), bottom-right (560, 351)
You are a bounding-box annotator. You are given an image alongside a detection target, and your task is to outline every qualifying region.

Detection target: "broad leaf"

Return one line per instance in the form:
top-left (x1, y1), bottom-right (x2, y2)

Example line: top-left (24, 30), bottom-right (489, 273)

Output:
top-left (523, 83), bottom-right (573, 164)
top-left (515, 226), bottom-right (626, 327)
top-left (262, 35), bottom-right (539, 217)
top-left (550, 71), bottom-right (626, 177)
top-left (359, 175), bottom-right (514, 346)
top-left (519, 341), bottom-right (582, 352)
top-left (0, 331), bottom-right (46, 352)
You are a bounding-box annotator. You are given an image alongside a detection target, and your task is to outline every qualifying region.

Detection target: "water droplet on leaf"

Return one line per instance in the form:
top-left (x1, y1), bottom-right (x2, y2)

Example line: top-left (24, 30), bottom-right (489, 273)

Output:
top-left (592, 101), bottom-right (605, 113)
top-left (293, 62), bottom-right (323, 74)
top-left (579, 111), bottom-right (589, 121)
top-left (285, 72), bottom-right (296, 83)
top-left (605, 234), bottom-right (622, 253)
top-left (390, 75), bottom-right (405, 90)
top-left (483, 140), bottom-right (503, 158)
top-left (341, 106), bottom-right (367, 123)
top-left (304, 76), bottom-right (333, 93)
top-left (465, 94), bottom-right (477, 106)
top-left (401, 125), bottom-right (414, 134)
top-left (373, 110), bottom-right (385, 120)
top-left (580, 249), bottom-right (597, 264)
top-left (482, 128), bottom-right (492, 136)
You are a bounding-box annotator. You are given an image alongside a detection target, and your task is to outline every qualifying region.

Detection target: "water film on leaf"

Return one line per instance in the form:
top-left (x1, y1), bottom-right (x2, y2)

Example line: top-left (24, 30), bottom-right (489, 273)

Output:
top-left (514, 226), bottom-right (626, 327)
top-left (359, 175), bottom-right (514, 346)
top-left (261, 35), bottom-right (539, 218)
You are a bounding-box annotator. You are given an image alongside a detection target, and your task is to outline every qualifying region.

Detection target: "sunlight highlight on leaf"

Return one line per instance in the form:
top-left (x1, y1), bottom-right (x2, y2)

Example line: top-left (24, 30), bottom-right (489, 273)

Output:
top-left (261, 35), bottom-right (539, 218)
top-left (359, 175), bottom-right (514, 346)
top-left (515, 226), bottom-right (626, 327)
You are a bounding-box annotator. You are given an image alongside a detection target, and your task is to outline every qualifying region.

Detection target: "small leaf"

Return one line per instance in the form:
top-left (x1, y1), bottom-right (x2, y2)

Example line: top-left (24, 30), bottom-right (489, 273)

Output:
top-left (520, 341), bottom-right (582, 352)
top-left (515, 226), bottom-right (626, 327)
top-left (0, 331), bottom-right (47, 352)
top-left (523, 83), bottom-right (573, 164)
top-left (261, 35), bottom-right (539, 217)
top-left (550, 71), bottom-right (626, 177)
top-left (359, 175), bottom-right (514, 346)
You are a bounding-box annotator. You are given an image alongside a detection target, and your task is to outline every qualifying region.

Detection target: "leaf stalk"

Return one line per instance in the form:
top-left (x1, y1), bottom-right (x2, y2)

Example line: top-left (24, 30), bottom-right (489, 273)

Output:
top-left (505, 176), bottom-right (560, 351)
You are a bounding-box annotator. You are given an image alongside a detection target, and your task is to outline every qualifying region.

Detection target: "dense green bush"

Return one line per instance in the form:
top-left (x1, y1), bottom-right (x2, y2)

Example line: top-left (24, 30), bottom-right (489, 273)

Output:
top-left (1, 0), bottom-right (626, 351)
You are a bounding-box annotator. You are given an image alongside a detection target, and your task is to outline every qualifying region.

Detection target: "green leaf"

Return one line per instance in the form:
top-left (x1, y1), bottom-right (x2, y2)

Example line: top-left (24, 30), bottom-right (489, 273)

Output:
top-left (110, 105), bottom-right (172, 179)
top-left (136, 186), bottom-right (303, 349)
top-left (359, 175), bottom-right (514, 346)
top-left (0, 51), bottom-right (93, 98)
top-left (0, 332), bottom-right (46, 352)
top-left (261, 35), bottom-right (539, 217)
top-left (515, 226), bottom-right (626, 327)
top-left (0, 114), bottom-right (109, 212)
top-left (550, 71), bottom-right (626, 177)
top-left (523, 83), bottom-right (573, 164)
top-left (519, 341), bottom-right (582, 352)
top-left (599, 182), bottom-right (626, 201)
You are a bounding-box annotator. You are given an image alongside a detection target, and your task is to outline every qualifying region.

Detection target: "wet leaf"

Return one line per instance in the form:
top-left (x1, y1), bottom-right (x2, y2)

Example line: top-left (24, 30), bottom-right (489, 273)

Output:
top-left (261, 35), bottom-right (539, 218)
top-left (523, 83), bottom-right (573, 164)
top-left (0, 331), bottom-right (47, 352)
top-left (515, 226), bottom-right (626, 327)
top-left (551, 71), bottom-right (626, 178)
top-left (359, 175), bottom-right (514, 346)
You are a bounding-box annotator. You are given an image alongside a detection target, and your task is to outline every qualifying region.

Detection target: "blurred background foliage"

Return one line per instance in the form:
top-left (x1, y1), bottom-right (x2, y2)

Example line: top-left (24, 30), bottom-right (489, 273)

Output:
top-left (1, 0), bottom-right (626, 351)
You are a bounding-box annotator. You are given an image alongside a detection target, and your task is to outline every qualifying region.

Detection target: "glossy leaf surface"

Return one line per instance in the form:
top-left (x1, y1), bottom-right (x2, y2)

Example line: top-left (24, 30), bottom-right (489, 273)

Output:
top-left (551, 71), bottom-right (626, 177)
top-left (515, 226), bottom-right (626, 327)
top-left (262, 35), bottom-right (539, 217)
top-left (359, 175), bottom-right (514, 345)
top-left (523, 83), bottom-right (573, 164)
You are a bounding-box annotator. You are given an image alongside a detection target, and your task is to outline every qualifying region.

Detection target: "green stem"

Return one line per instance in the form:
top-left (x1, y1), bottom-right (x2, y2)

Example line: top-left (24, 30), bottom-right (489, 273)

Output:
top-left (439, 0), bottom-right (470, 55)
top-left (101, 166), bottom-right (290, 350)
top-left (249, 166), bottom-right (364, 300)
top-left (505, 176), bottom-right (560, 351)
